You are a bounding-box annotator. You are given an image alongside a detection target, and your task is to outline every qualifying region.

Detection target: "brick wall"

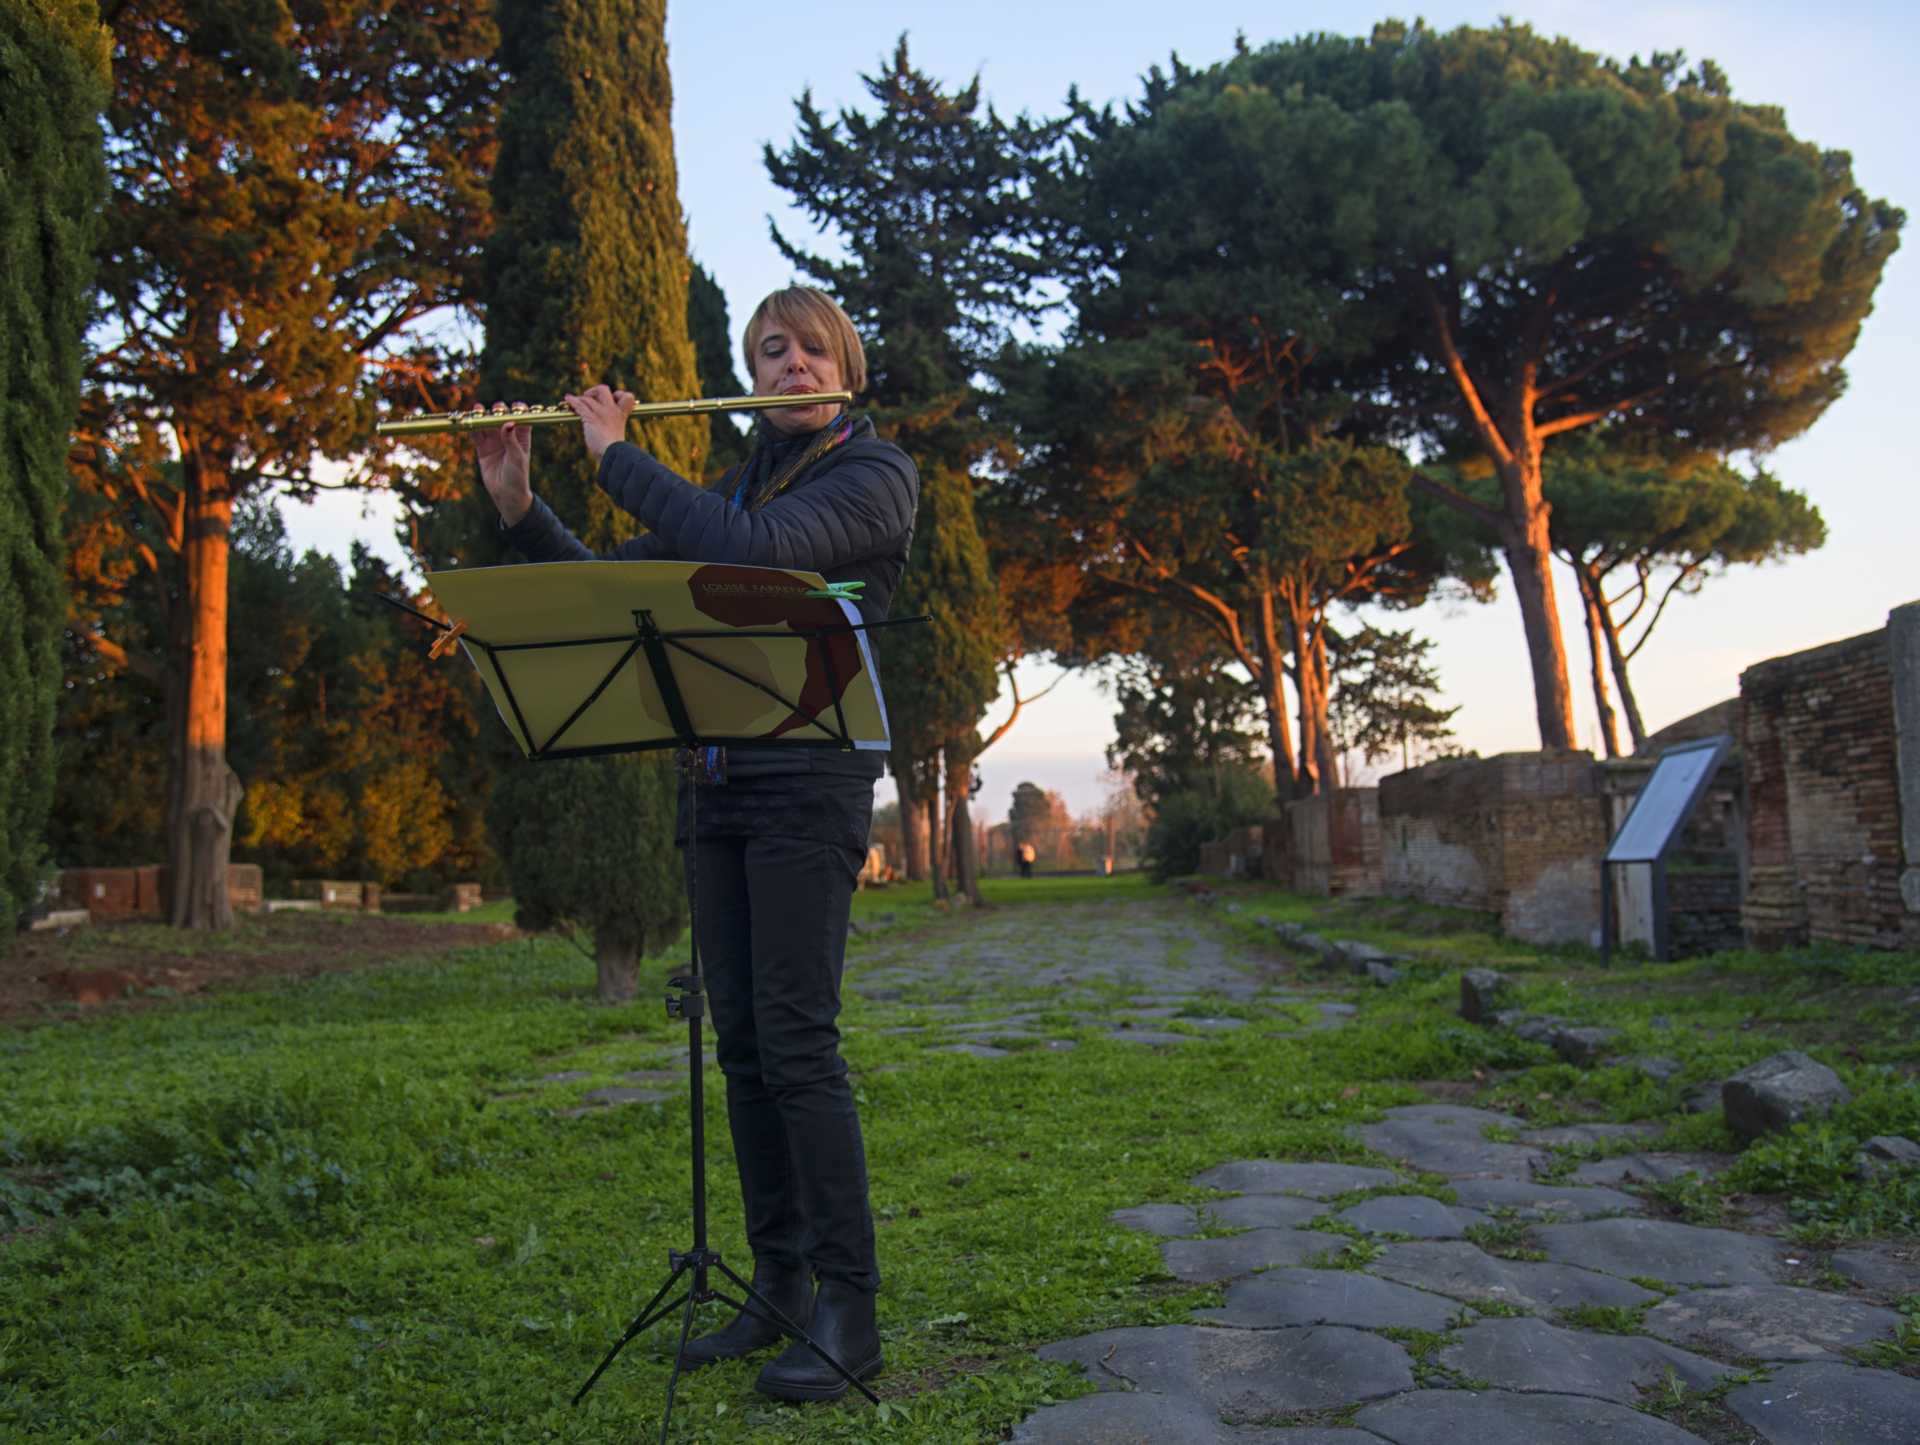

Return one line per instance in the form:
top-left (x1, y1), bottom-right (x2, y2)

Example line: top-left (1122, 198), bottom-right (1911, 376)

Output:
top-left (1739, 612), bottom-right (1920, 950)
top-left (1381, 751), bottom-right (1608, 945)
top-left (1282, 789), bottom-right (1383, 896)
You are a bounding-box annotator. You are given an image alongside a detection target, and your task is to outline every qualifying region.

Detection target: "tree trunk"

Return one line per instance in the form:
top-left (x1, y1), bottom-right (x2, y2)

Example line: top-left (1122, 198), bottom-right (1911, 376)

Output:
top-left (1284, 590), bottom-right (1329, 798)
top-left (1312, 627), bottom-right (1340, 790)
top-left (1574, 564), bottom-right (1622, 758)
top-left (925, 789), bottom-right (949, 902)
top-left (1496, 451), bottom-right (1578, 750)
top-left (595, 935), bottom-right (639, 1003)
top-left (1255, 588), bottom-right (1298, 804)
top-left (946, 740), bottom-right (983, 905)
top-left (167, 476), bottom-right (241, 929)
top-left (1593, 585), bottom-right (1649, 751)
top-left (895, 768), bottom-right (929, 880)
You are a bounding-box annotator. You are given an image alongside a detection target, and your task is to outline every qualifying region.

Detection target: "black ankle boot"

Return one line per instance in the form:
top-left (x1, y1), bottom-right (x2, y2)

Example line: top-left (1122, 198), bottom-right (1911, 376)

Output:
top-left (677, 1264), bottom-right (811, 1369)
top-left (754, 1279), bottom-right (881, 1402)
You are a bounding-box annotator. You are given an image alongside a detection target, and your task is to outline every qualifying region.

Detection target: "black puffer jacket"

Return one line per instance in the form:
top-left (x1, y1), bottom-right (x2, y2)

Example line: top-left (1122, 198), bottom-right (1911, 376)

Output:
top-left (502, 417), bottom-right (919, 780)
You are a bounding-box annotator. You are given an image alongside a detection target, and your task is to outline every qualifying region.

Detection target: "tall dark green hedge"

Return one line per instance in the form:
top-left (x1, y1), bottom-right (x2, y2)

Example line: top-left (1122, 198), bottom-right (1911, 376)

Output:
top-left (479, 0), bottom-right (698, 1000)
top-left (0, 1), bottom-right (109, 938)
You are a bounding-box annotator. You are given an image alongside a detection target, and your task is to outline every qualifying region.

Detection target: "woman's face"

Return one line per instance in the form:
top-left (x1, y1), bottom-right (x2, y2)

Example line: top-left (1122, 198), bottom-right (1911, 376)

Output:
top-left (750, 320), bottom-right (846, 434)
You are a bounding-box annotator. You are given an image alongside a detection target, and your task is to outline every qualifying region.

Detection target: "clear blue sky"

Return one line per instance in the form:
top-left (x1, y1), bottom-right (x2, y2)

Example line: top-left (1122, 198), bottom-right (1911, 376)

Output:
top-left (289, 1), bottom-right (1917, 822)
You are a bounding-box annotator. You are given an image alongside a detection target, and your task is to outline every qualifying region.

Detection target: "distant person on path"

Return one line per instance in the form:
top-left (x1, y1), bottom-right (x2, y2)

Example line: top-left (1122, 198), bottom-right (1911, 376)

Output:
top-left (1018, 840), bottom-right (1036, 879)
top-left (472, 286), bottom-right (917, 1403)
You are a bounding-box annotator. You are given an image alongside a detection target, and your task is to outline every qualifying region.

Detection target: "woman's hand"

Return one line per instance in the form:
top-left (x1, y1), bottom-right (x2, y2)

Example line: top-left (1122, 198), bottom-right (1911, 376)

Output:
top-left (566, 384), bottom-right (636, 464)
top-left (474, 404), bottom-right (534, 526)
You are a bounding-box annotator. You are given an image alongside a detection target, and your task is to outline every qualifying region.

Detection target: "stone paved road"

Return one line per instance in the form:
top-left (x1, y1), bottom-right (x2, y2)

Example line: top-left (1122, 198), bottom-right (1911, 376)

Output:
top-left (539, 894), bottom-right (1920, 1440)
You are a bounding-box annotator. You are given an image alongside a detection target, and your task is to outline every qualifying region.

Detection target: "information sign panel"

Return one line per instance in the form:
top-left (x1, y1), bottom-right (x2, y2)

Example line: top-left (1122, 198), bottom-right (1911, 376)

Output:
top-left (1605, 736), bottom-right (1733, 864)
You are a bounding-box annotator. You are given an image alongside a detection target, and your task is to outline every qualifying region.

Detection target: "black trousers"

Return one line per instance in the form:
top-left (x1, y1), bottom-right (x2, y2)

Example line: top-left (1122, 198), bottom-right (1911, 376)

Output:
top-left (686, 834), bottom-right (879, 1293)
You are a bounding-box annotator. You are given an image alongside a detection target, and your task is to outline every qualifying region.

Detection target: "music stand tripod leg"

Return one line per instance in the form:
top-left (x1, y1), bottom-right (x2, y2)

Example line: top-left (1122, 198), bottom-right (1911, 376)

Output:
top-left (571, 611), bottom-right (880, 1431)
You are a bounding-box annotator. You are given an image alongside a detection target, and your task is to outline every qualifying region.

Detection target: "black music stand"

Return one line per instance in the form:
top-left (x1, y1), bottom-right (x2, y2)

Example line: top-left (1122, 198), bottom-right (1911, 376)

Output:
top-left (378, 565), bottom-right (915, 1440)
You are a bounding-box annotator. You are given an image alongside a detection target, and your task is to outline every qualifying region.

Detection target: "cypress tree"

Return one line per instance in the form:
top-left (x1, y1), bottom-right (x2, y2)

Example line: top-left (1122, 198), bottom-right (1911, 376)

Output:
top-left (479, 0), bottom-right (698, 1000)
top-left (688, 259), bottom-right (750, 479)
top-left (0, 1), bottom-right (109, 939)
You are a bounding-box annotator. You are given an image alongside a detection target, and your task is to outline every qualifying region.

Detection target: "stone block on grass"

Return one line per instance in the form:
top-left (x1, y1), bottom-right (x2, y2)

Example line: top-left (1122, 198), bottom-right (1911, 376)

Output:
top-left (1723, 1051), bottom-right (1851, 1143)
top-left (1460, 968), bottom-right (1511, 1023)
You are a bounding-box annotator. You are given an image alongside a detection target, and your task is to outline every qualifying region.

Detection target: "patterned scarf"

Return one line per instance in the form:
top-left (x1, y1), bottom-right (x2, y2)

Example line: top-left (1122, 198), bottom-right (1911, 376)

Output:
top-left (726, 412), bottom-right (862, 512)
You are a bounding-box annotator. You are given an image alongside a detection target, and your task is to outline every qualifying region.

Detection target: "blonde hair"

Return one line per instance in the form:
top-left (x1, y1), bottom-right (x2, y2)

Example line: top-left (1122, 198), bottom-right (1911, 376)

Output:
top-left (742, 286), bottom-right (868, 396)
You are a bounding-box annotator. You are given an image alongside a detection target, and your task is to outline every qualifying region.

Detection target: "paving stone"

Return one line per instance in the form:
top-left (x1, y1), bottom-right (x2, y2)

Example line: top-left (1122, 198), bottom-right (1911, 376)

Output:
top-left (616, 1069), bottom-right (684, 1085)
top-left (1007, 1391), bottom-right (1239, 1444)
top-left (1550, 1025), bottom-right (1623, 1067)
top-left (1723, 1050), bottom-right (1852, 1143)
top-left (1520, 1122), bottom-right (1662, 1147)
top-left (1644, 1284), bottom-right (1906, 1360)
top-left (1681, 1081), bottom-right (1724, 1114)
top-left (1723, 1360), bottom-right (1920, 1444)
top-left (1370, 1241), bottom-right (1659, 1313)
top-left (1449, 1178), bottom-right (1645, 1220)
top-left (1356, 1105), bottom-right (1547, 1178)
top-left (1039, 1039), bottom-right (1078, 1052)
top-left (1830, 1241), bottom-right (1920, 1299)
top-left (1318, 1002), bottom-right (1357, 1020)
top-left (1198, 1267), bottom-right (1461, 1331)
top-left (1194, 1161), bottom-right (1401, 1198)
top-left (1363, 961), bottom-right (1403, 986)
top-left (1037, 1325), bottom-right (1411, 1421)
top-left (1179, 1016), bottom-right (1249, 1030)
top-left (1162, 1228), bottom-right (1348, 1282)
top-left (935, 1043), bottom-right (1010, 1059)
top-left (539, 1070), bottom-right (592, 1083)
top-left (1535, 1217), bottom-right (1783, 1287)
top-left (1337, 1195), bottom-right (1485, 1239)
top-left (1111, 1204), bottom-right (1202, 1237)
top-left (1203, 1195), bottom-right (1329, 1231)
top-left (1351, 1389), bottom-right (1710, 1444)
top-left (1438, 1316), bottom-right (1732, 1404)
top-left (1109, 1028), bottom-right (1196, 1046)
top-left (1570, 1152), bottom-right (1731, 1187)
top-left (1116, 1006), bottom-right (1183, 1019)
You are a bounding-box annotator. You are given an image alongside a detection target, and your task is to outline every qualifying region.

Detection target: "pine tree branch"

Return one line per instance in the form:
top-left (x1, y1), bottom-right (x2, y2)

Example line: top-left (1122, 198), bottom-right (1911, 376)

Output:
top-left (1409, 470), bottom-right (1506, 535)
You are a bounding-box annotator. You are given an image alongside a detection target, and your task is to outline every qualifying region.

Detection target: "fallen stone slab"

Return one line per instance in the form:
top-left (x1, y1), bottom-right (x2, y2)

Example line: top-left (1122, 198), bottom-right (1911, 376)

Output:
top-left (1193, 1160), bottom-right (1400, 1198)
top-left (1037, 1324), bottom-right (1412, 1421)
top-left (1534, 1218), bottom-right (1783, 1288)
top-left (1162, 1228), bottom-right (1347, 1282)
top-left (1644, 1284), bottom-right (1906, 1361)
top-left (1370, 1241), bottom-right (1659, 1314)
top-left (1363, 961), bottom-right (1403, 986)
top-left (1449, 1177), bottom-right (1646, 1221)
top-left (1203, 1195), bottom-right (1329, 1231)
top-left (1549, 1025), bottom-right (1622, 1068)
top-left (1681, 1081), bottom-right (1724, 1114)
top-left (1337, 1195), bottom-right (1485, 1239)
top-left (1007, 1390), bottom-right (1239, 1444)
top-left (1624, 1055), bottom-right (1683, 1084)
top-left (1723, 1360), bottom-right (1920, 1444)
top-left (1110, 1204), bottom-right (1201, 1238)
top-left (1856, 1134), bottom-right (1920, 1176)
top-left (1109, 1028), bottom-right (1196, 1046)
top-left (1438, 1316), bottom-right (1732, 1405)
top-left (1316, 1002), bottom-right (1357, 1027)
top-left (1723, 1051), bottom-right (1852, 1143)
top-left (1198, 1267), bottom-right (1461, 1332)
top-left (1356, 1105), bottom-right (1547, 1179)
top-left (1495, 1011), bottom-right (1566, 1044)
top-left (1351, 1389), bottom-right (1710, 1444)
top-left (1829, 1241), bottom-right (1920, 1299)
top-left (1570, 1152), bottom-right (1731, 1187)
top-left (1520, 1122), bottom-right (1662, 1148)
top-left (578, 1086), bottom-right (668, 1106)
top-left (1459, 968), bottom-right (1511, 1024)
top-left (935, 1043), bottom-right (1011, 1059)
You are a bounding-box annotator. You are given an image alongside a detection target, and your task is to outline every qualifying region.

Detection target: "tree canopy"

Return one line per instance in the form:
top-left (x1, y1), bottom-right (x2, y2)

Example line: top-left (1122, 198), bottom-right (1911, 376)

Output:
top-left (70, 0), bottom-right (499, 926)
top-left (1, 0), bottom-right (109, 937)
top-left (475, 0), bottom-right (696, 1001)
top-left (1049, 21), bottom-right (1900, 751)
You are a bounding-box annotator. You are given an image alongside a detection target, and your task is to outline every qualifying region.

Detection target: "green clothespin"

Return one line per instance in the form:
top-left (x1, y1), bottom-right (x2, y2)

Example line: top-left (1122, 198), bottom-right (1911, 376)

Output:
top-left (804, 580), bottom-right (866, 601)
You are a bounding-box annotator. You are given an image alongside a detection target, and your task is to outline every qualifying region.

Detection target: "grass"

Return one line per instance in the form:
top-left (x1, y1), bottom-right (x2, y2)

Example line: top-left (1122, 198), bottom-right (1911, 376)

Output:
top-left (4, 873), bottom-right (1918, 1439)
